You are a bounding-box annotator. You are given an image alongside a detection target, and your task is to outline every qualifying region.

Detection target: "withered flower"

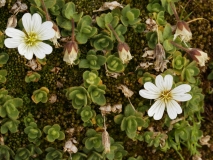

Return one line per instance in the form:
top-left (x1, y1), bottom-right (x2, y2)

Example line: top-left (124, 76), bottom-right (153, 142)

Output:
top-left (7, 15), bottom-right (17, 28)
top-left (102, 130), bottom-right (111, 153)
top-left (50, 22), bottom-right (61, 48)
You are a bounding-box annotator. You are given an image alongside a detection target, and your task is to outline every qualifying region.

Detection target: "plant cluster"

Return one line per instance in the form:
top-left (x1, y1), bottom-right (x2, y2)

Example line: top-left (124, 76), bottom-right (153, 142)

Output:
top-left (0, 0), bottom-right (210, 159)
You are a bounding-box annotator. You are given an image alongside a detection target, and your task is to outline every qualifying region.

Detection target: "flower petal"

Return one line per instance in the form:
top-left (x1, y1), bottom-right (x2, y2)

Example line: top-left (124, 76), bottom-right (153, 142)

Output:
top-left (18, 43), bottom-right (33, 60)
top-left (37, 21), bottom-right (55, 40)
top-left (166, 100), bottom-right (182, 119)
top-left (5, 28), bottom-right (25, 39)
top-left (144, 82), bottom-right (161, 94)
top-left (155, 75), bottom-right (164, 91)
top-left (166, 102), bottom-right (177, 120)
top-left (163, 75), bottom-right (173, 91)
top-left (148, 100), bottom-right (165, 120)
top-left (169, 100), bottom-right (182, 114)
top-left (31, 13), bottom-right (42, 33)
top-left (171, 84), bottom-right (191, 94)
top-left (22, 13), bottom-right (32, 33)
top-left (153, 100), bottom-right (165, 120)
top-left (33, 42), bottom-right (53, 59)
top-left (139, 90), bottom-right (160, 99)
top-left (172, 94), bottom-right (192, 102)
top-left (4, 38), bottom-right (21, 48)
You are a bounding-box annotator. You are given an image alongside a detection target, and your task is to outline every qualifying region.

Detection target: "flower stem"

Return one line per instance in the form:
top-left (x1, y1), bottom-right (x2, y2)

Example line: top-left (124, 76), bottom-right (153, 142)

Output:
top-left (175, 149), bottom-right (184, 160)
top-left (103, 115), bottom-right (107, 131)
top-left (71, 19), bottom-right (75, 42)
top-left (170, 2), bottom-right (180, 21)
top-left (40, 0), bottom-right (50, 21)
top-left (187, 18), bottom-right (209, 24)
top-left (108, 24), bottom-right (121, 43)
top-left (170, 41), bottom-right (190, 53)
top-left (156, 26), bottom-right (160, 44)
top-left (128, 97), bottom-right (136, 111)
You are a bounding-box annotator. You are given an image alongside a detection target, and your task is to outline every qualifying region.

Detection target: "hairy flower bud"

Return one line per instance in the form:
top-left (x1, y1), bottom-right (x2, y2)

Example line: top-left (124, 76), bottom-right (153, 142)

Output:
top-left (63, 41), bottom-right (78, 65)
top-left (187, 48), bottom-right (209, 67)
top-left (117, 42), bottom-right (132, 64)
top-left (174, 21), bottom-right (192, 43)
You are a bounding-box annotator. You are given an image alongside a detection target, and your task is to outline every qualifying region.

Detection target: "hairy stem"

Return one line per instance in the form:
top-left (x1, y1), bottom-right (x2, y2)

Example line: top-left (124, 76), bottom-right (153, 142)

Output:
top-left (71, 19), bottom-right (75, 42)
top-left (170, 41), bottom-right (189, 53)
top-left (40, 0), bottom-right (50, 21)
top-left (170, 2), bottom-right (180, 21)
top-left (108, 24), bottom-right (121, 43)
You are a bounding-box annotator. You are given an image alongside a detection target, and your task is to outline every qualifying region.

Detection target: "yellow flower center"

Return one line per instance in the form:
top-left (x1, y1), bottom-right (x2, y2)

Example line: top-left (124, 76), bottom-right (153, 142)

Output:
top-left (160, 90), bottom-right (172, 102)
top-left (25, 32), bottom-right (38, 46)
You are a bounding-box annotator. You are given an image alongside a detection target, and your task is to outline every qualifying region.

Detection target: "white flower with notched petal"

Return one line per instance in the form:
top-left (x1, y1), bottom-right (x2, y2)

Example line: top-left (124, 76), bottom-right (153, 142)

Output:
top-left (139, 74), bottom-right (192, 120)
top-left (4, 13), bottom-right (55, 60)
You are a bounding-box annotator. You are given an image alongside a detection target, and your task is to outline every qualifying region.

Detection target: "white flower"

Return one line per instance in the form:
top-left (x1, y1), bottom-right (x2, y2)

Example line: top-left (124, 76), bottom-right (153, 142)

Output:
top-left (4, 13), bottom-right (55, 60)
top-left (139, 75), bottom-right (192, 120)
top-left (173, 21), bottom-right (192, 43)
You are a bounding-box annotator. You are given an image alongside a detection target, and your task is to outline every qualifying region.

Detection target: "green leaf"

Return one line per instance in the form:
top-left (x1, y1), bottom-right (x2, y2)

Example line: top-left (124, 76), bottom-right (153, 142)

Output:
top-left (6, 104), bottom-right (19, 120)
top-left (56, 15), bottom-right (72, 30)
top-left (163, 23), bottom-right (172, 39)
top-left (0, 52), bottom-right (9, 66)
top-left (62, 2), bottom-right (83, 21)
top-left (44, 0), bottom-right (56, 8)
top-left (120, 118), bottom-right (127, 131)
top-left (207, 70), bottom-right (213, 80)
top-left (58, 131), bottom-right (65, 140)
top-left (126, 117), bottom-right (138, 133)
top-left (124, 104), bottom-right (135, 117)
top-left (156, 11), bottom-right (167, 25)
top-left (163, 39), bottom-right (175, 52)
top-left (114, 114), bottom-right (124, 124)
top-left (79, 59), bottom-right (90, 68)
top-left (86, 129), bottom-right (96, 137)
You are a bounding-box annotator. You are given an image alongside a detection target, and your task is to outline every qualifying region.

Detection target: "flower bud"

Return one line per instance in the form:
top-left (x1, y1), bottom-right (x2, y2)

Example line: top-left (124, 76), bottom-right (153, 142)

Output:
top-left (188, 48), bottom-right (209, 67)
top-left (117, 42), bottom-right (133, 64)
top-left (174, 21), bottom-right (192, 42)
top-left (63, 41), bottom-right (78, 65)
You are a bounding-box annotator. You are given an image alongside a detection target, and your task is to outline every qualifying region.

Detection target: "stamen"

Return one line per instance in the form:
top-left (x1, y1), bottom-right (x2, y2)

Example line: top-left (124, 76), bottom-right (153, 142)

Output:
top-left (25, 32), bottom-right (38, 46)
top-left (160, 90), bottom-right (172, 102)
